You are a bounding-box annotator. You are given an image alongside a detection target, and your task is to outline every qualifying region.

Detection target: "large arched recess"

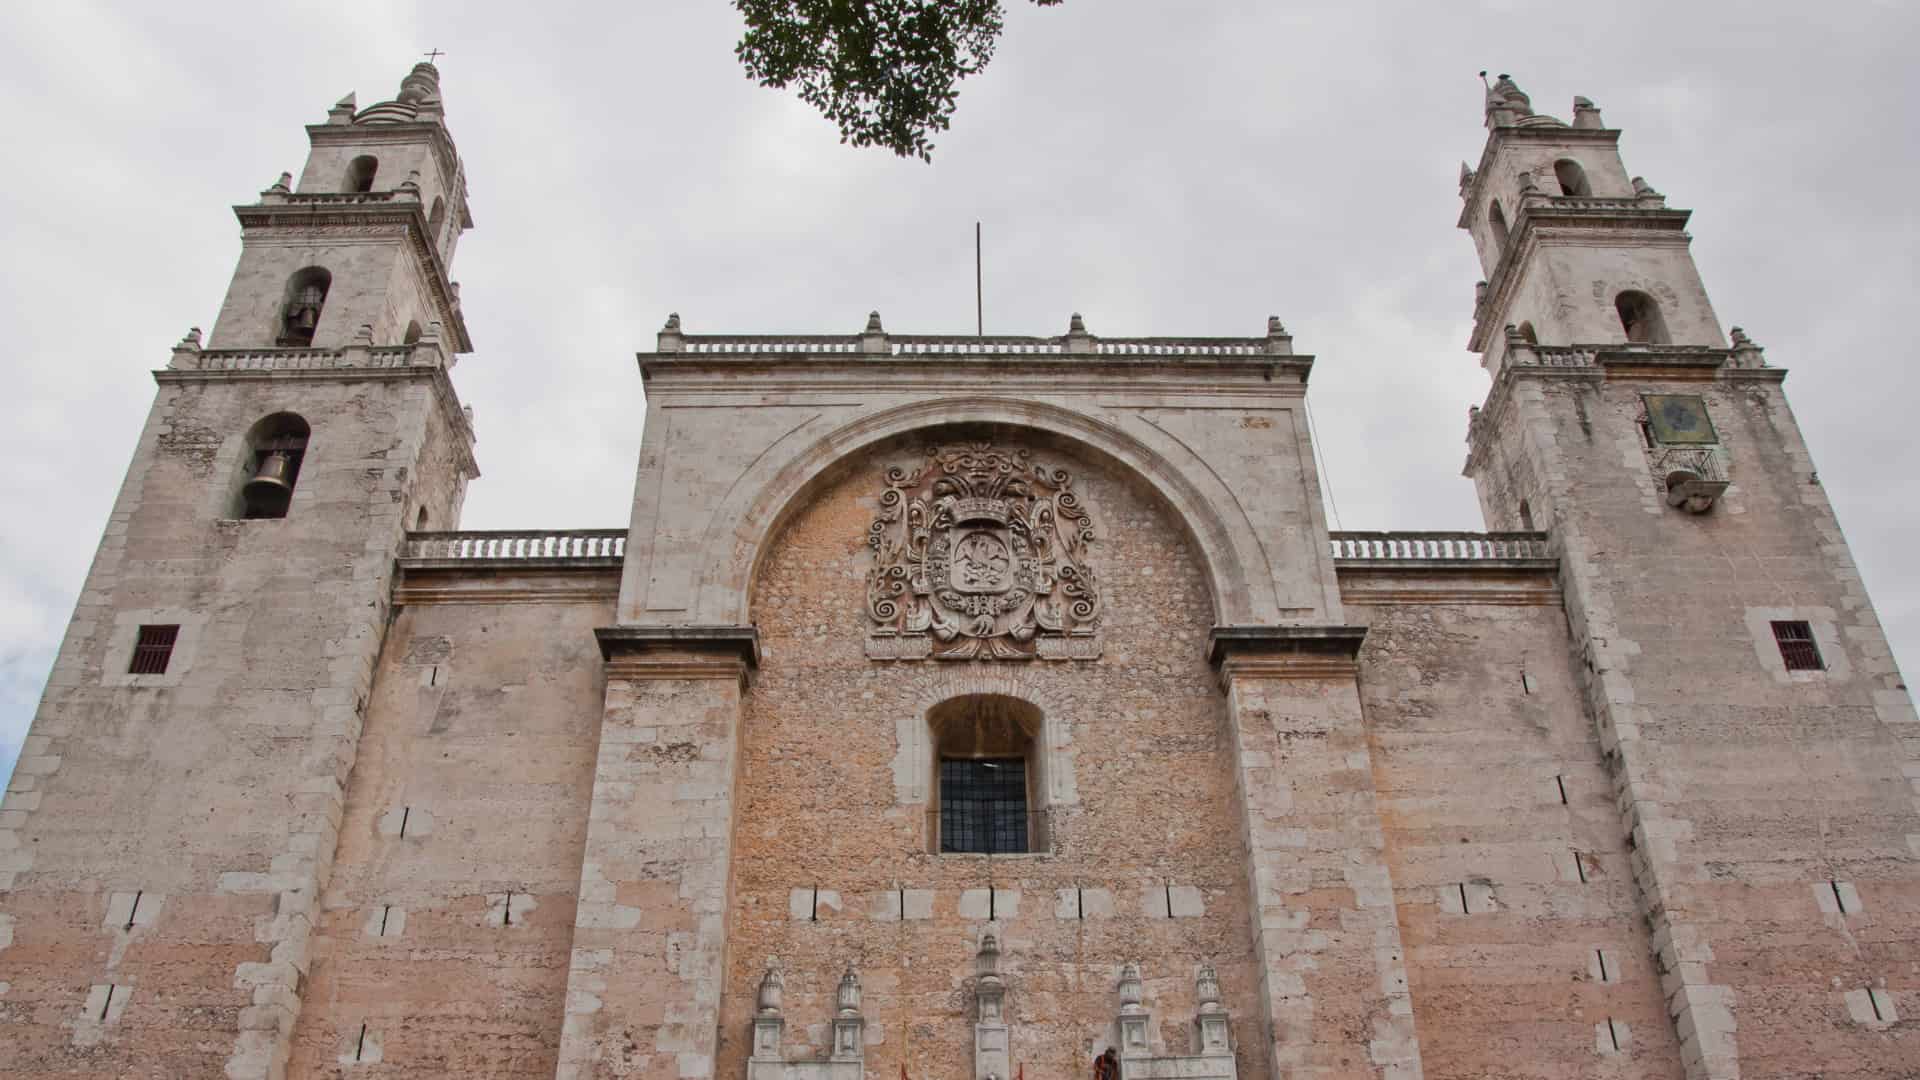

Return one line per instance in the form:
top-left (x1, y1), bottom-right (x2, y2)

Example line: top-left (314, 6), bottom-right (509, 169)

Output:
top-left (685, 396), bottom-right (1280, 630)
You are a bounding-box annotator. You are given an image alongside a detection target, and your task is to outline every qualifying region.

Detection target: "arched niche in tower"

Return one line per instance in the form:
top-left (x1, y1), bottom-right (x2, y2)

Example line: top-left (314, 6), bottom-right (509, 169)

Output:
top-left (1488, 200), bottom-right (1511, 251)
top-left (1615, 290), bottom-right (1670, 344)
top-left (1554, 159), bottom-right (1592, 197)
top-left (275, 267), bottom-right (331, 348)
top-left (345, 155), bottom-right (378, 193)
top-left (231, 412), bottom-right (311, 520)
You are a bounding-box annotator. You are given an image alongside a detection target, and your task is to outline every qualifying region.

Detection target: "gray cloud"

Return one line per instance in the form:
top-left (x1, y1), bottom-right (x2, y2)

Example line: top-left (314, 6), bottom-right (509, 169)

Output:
top-left (2, 1), bottom-right (1914, 781)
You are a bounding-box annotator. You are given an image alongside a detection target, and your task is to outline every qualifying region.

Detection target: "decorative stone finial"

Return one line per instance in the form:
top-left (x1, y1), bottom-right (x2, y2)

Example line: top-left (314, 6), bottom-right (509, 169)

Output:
top-left (1458, 161), bottom-right (1476, 198)
top-left (1196, 964), bottom-right (1221, 1006)
top-left (398, 62), bottom-right (441, 106)
top-left (177, 327), bottom-right (203, 351)
top-left (399, 170), bottom-right (422, 197)
top-left (837, 966), bottom-right (862, 1015)
top-left (1068, 312), bottom-right (1087, 334)
top-left (1728, 326), bottom-right (1766, 369)
top-left (757, 966), bottom-right (784, 1015)
top-left (664, 312), bottom-right (682, 333)
top-left (1631, 176), bottom-right (1660, 196)
top-left (352, 324), bottom-right (375, 347)
top-left (658, 312), bottom-right (684, 353)
top-left (328, 92), bottom-right (357, 124)
top-left (1572, 95), bottom-right (1604, 129)
top-left (268, 172), bottom-right (292, 194)
top-left (1491, 74), bottom-right (1530, 112)
top-left (1118, 962), bottom-right (1144, 1009)
top-left (860, 310), bottom-right (889, 353)
top-left (1266, 316), bottom-right (1294, 355)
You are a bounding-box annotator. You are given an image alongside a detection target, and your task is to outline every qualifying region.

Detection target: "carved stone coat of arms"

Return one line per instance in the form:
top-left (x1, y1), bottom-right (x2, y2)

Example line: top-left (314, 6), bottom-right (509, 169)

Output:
top-left (865, 444), bottom-right (1101, 660)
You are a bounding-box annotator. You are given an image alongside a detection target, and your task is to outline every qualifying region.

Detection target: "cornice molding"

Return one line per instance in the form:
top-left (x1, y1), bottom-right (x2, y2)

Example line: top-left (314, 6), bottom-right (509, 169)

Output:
top-left (233, 199), bottom-right (473, 353)
top-left (155, 364), bottom-right (480, 481)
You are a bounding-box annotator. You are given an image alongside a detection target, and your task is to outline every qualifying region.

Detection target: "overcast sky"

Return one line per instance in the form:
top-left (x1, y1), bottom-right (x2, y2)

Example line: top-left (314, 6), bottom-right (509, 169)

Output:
top-left (1, 1), bottom-right (1915, 781)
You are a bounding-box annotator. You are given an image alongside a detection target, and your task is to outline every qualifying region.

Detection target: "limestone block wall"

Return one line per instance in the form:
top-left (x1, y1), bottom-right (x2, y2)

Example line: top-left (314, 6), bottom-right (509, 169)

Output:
top-left (0, 370), bottom-right (471, 1077)
top-left (718, 442), bottom-right (1263, 1080)
top-left (1344, 570), bottom-right (1681, 1078)
top-left (286, 578), bottom-right (612, 1076)
top-left (1470, 369), bottom-right (1920, 1077)
top-left (209, 231), bottom-right (445, 351)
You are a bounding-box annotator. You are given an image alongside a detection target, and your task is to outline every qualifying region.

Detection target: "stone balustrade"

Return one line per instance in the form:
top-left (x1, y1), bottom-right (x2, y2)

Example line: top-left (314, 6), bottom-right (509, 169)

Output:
top-left (399, 529), bottom-right (626, 563)
top-left (1329, 531), bottom-right (1552, 561)
top-left (672, 335), bottom-right (1269, 357)
top-left (268, 190), bottom-right (406, 205)
top-left (176, 343), bottom-right (445, 372)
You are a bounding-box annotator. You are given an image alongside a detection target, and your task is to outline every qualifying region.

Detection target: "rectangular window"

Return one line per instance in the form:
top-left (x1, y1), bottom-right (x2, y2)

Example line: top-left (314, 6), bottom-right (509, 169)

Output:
top-left (1772, 620), bottom-right (1823, 671)
top-left (128, 624), bottom-right (179, 675)
top-left (939, 758), bottom-right (1028, 854)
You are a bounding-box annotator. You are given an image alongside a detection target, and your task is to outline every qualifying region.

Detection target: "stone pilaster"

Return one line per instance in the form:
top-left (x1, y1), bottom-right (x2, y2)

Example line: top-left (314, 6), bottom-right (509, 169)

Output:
top-left (555, 627), bottom-right (757, 1080)
top-left (1210, 627), bottom-right (1422, 1080)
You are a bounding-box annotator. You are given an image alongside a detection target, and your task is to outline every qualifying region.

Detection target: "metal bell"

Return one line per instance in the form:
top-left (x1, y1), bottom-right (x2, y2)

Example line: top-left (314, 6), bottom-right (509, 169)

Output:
top-left (242, 451), bottom-right (296, 517)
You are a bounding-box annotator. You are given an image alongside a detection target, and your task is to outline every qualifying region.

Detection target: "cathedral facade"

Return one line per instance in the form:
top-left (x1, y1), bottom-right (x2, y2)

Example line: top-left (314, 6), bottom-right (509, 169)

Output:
top-left (1, 65), bottom-right (1914, 1079)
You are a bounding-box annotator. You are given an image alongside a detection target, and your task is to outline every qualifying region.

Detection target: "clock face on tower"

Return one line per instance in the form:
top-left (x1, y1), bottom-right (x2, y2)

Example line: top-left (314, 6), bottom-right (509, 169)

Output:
top-left (1643, 394), bottom-right (1719, 445)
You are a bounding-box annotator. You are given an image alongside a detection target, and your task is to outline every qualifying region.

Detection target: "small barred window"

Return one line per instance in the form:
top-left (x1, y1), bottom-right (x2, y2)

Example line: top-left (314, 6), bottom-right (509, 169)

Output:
top-left (1771, 621), bottom-right (1824, 672)
top-left (129, 625), bottom-right (180, 675)
top-left (939, 758), bottom-right (1028, 855)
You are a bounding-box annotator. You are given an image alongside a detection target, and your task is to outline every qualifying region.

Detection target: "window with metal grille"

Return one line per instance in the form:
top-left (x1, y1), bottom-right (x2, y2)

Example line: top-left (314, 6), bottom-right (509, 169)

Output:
top-left (939, 758), bottom-right (1028, 854)
top-left (1772, 620), bottom-right (1824, 671)
top-left (128, 624), bottom-right (179, 675)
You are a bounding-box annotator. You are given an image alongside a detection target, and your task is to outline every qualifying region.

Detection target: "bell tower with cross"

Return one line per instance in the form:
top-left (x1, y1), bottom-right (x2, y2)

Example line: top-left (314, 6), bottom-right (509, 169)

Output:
top-left (0, 62), bottom-right (479, 1079)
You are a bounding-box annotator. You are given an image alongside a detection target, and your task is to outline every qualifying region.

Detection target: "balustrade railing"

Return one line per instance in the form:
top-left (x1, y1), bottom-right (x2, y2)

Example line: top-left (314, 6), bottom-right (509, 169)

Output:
top-left (272, 190), bottom-right (405, 205)
top-left (1329, 531), bottom-right (1551, 561)
top-left (672, 336), bottom-right (1268, 357)
top-left (182, 342), bottom-right (442, 371)
top-left (400, 529), bottom-right (626, 562)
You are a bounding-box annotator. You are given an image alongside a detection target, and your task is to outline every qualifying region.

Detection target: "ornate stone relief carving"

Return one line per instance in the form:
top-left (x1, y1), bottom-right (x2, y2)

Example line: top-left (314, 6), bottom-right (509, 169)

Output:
top-left (866, 443), bottom-right (1100, 661)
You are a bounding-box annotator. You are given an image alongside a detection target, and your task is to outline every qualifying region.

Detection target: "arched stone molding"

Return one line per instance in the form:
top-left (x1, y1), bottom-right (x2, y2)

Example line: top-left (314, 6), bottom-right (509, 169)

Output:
top-left (642, 395), bottom-right (1280, 631)
top-left (890, 668), bottom-right (1080, 811)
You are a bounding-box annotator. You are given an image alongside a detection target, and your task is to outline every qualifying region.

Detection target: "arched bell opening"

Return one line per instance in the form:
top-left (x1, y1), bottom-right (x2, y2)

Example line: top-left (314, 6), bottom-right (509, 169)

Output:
top-left (345, 155), bottom-right (378, 193)
top-left (1615, 290), bottom-right (1670, 344)
top-left (232, 412), bottom-right (311, 520)
top-left (275, 267), bottom-right (332, 348)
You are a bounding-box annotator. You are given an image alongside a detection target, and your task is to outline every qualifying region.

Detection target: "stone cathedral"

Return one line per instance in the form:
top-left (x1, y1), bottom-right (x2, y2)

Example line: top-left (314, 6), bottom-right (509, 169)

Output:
top-left (2, 62), bottom-right (1915, 1080)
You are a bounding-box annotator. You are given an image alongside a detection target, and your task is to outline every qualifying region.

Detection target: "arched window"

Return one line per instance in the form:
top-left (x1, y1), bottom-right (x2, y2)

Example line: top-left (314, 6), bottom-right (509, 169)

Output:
top-left (1488, 200), bottom-right (1510, 251)
top-left (345, 155), bottom-right (378, 193)
top-left (928, 694), bottom-right (1045, 854)
top-left (414, 505), bottom-right (430, 530)
top-left (276, 267), bottom-right (331, 347)
top-left (235, 413), bottom-right (311, 520)
top-left (403, 319), bottom-right (423, 345)
top-left (1554, 159), bottom-right (1591, 196)
top-left (1615, 290), bottom-right (1670, 344)
top-left (427, 196), bottom-right (446, 245)
top-left (1517, 321), bottom-right (1539, 344)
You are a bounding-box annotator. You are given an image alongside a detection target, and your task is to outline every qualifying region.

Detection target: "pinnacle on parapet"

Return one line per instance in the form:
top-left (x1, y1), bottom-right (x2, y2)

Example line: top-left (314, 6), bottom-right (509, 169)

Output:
top-left (864, 311), bottom-right (884, 334)
top-left (663, 312), bottom-right (682, 333)
top-left (267, 172), bottom-right (292, 194)
top-left (328, 92), bottom-right (357, 124)
top-left (1068, 313), bottom-right (1087, 334)
top-left (1572, 95), bottom-right (1604, 129)
top-left (658, 312), bottom-right (684, 353)
top-left (399, 170), bottom-right (422, 197)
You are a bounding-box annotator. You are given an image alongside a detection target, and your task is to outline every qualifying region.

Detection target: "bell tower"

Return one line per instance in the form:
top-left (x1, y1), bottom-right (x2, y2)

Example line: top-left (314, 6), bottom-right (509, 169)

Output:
top-left (0, 64), bottom-right (478, 1079)
top-left (1461, 79), bottom-right (1920, 1080)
